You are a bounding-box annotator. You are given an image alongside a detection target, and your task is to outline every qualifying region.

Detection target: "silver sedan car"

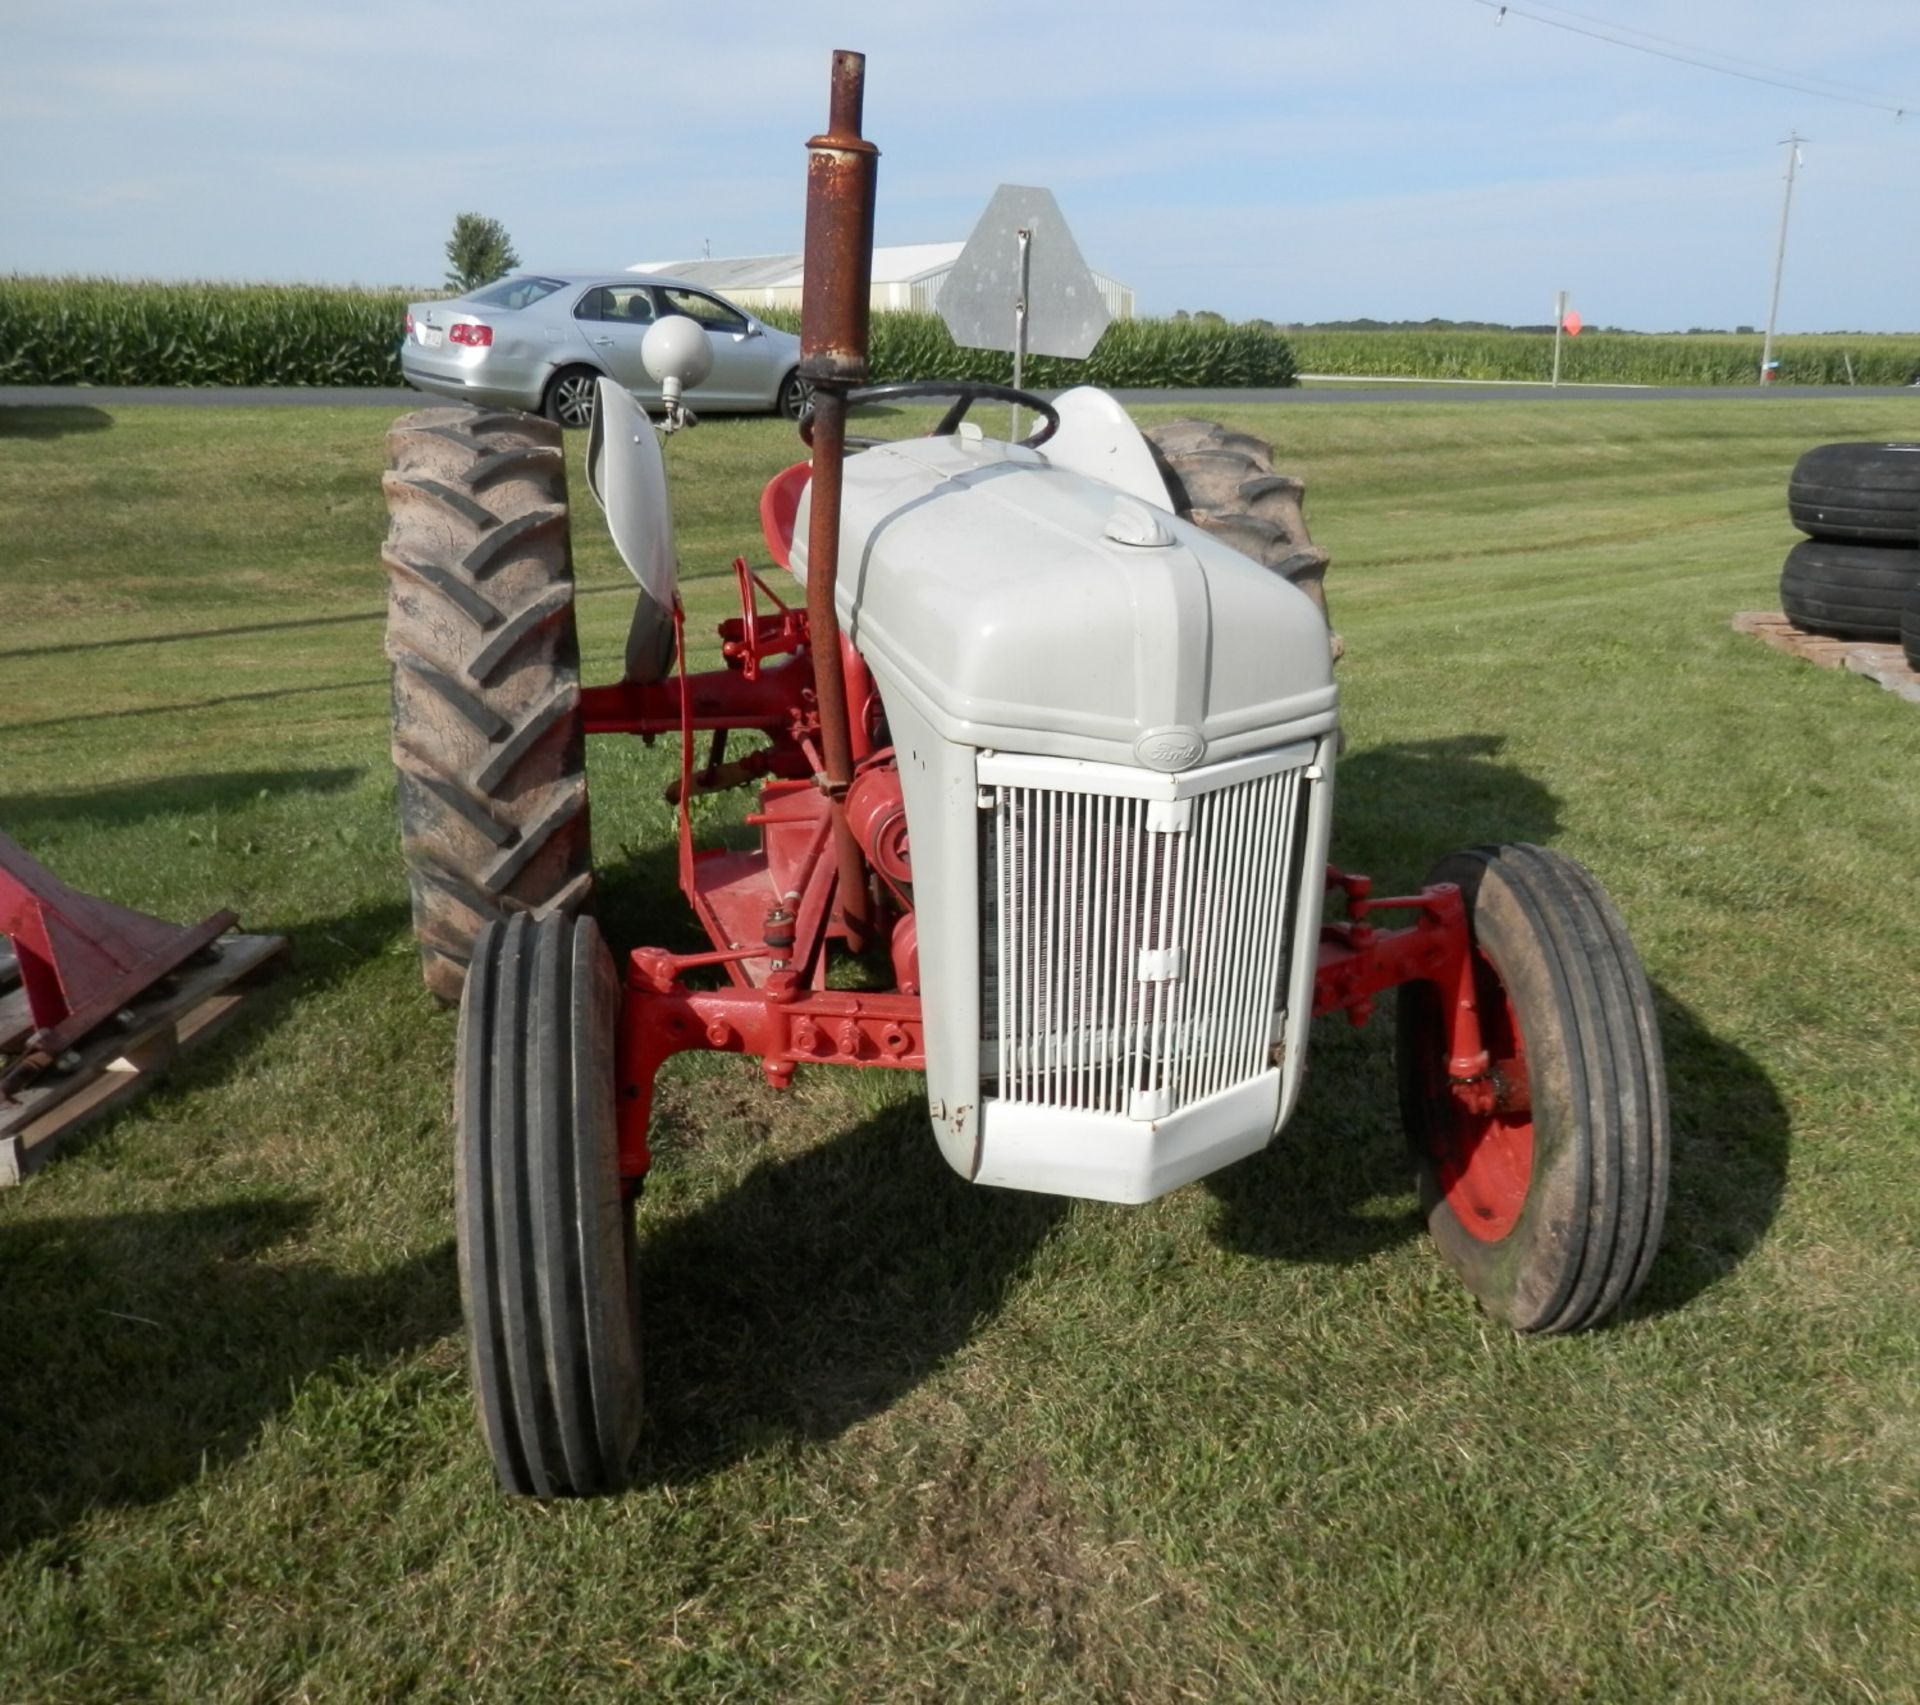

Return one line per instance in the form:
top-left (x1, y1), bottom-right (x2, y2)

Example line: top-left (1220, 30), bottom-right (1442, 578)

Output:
top-left (399, 270), bottom-right (809, 427)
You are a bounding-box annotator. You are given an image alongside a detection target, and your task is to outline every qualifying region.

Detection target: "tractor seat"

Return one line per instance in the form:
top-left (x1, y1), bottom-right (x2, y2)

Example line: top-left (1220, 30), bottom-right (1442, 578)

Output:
top-left (759, 461), bottom-right (809, 571)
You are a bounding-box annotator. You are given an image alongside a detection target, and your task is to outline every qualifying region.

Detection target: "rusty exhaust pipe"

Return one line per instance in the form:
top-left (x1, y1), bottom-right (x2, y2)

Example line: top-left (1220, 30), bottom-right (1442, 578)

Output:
top-left (800, 48), bottom-right (880, 950)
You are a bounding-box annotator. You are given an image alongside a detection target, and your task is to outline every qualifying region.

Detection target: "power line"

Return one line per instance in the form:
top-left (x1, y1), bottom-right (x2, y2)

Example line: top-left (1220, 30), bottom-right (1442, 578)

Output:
top-left (1491, 0), bottom-right (1905, 107)
top-left (1512, 1), bottom-right (1904, 107)
top-left (1472, 0), bottom-right (1915, 119)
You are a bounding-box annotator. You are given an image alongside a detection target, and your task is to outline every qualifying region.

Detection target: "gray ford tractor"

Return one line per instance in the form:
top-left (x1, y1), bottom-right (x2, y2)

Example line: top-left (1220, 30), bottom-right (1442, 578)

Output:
top-left (381, 50), bottom-right (1669, 1496)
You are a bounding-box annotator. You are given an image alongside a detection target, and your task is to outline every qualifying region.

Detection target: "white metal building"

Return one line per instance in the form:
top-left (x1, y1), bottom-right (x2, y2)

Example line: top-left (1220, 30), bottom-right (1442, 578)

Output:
top-left (629, 244), bottom-right (1134, 321)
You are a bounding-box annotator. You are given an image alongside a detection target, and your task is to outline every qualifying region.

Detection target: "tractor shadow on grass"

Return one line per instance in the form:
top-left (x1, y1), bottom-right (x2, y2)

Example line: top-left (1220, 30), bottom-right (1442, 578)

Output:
top-left (1207, 987), bottom-right (1792, 1320)
top-left (1328, 731), bottom-right (1563, 893)
top-left (1206, 1017), bottom-right (1423, 1266)
top-left (636, 1102), bottom-right (1067, 1485)
top-left (1207, 731), bottom-right (1791, 1320)
top-left (0, 405), bottom-right (112, 440)
top-left (1631, 985), bottom-right (1791, 1320)
top-left (594, 771), bottom-right (1068, 1480)
top-left (0, 889), bottom-right (450, 1558)
top-left (0, 1199), bottom-right (455, 1558)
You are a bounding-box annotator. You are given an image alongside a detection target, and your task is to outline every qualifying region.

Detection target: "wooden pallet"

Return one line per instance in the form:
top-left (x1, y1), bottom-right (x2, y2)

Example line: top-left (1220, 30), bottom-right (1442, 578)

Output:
top-left (1733, 611), bottom-right (1920, 705)
top-left (0, 932), bottom-right (286, 1185)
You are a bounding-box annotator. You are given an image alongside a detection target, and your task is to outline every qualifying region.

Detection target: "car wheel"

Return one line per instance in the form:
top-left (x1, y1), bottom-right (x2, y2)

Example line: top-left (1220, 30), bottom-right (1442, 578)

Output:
top-left (777, 369), bottom-right (813, 421)
top-left (544, 365), bottom-right (602, 430)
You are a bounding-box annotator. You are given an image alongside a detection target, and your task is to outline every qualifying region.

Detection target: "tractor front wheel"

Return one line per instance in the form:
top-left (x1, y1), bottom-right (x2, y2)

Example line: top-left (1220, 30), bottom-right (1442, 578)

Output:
top-left (1395, 843), bottom-right (1669, 1333)
top-left (456, 911), bottom-right (643, 1495)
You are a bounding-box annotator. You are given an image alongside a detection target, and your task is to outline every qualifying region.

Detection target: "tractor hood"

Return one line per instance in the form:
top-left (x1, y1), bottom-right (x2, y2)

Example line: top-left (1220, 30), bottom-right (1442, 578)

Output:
top-left (789, 433), bottom-right (1337, 770)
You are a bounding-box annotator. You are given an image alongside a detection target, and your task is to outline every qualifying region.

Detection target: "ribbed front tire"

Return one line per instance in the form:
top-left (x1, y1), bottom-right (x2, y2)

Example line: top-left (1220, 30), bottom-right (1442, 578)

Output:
top-left (1396, 844), bottom-right (1669, 1333)
top-left (456, 912), bottom-right (642, 1496)
top-left (1788, 441), bottom-right (1920, 544)
top-left (1779, 538), bottom-right (1920, 643)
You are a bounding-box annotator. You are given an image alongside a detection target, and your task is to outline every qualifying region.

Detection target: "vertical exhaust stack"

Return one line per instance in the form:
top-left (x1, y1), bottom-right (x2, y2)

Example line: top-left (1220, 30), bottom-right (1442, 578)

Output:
top-left (799, 48), bottom-right (880, 947)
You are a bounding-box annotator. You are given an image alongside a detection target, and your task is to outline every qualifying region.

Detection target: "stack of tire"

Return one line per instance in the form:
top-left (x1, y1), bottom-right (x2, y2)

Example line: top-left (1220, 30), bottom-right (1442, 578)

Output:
top-left (1783, 442), bottom-right (1920, 673)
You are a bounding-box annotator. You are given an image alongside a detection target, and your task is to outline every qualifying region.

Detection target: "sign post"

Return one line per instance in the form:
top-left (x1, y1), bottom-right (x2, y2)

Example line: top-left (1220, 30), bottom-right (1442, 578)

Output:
top-left (1012, 227), bottom-right (1033, 435)
top-left (941, 185), bottom-right (1110, 436)
top-left (1550, 294), bottom-right (1583, 386)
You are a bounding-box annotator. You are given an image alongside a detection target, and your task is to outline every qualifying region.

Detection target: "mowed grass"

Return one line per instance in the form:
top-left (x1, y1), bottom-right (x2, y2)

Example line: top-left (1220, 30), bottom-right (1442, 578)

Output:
top-left (2, 395), bottom-right (1918, 1700)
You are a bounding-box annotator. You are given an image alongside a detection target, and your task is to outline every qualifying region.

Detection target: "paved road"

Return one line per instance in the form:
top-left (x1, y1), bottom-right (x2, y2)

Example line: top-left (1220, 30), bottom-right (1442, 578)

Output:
top-left (0, 386), bottom-right (425, 409)
top-left (1112, 384), bottom-right (1916, 405)
top-left (3, 383), bottom-right (1914, 411)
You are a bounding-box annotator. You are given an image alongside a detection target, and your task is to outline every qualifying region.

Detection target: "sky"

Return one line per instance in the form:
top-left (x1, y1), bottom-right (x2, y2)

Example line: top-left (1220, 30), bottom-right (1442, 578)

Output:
top-left (5, 1), bottom-right (1918, 332)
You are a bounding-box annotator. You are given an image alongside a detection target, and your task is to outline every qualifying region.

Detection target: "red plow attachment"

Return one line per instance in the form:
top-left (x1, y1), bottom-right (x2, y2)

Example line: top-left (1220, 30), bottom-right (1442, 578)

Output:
top-left (0, 831), bottom-right (284, 1183)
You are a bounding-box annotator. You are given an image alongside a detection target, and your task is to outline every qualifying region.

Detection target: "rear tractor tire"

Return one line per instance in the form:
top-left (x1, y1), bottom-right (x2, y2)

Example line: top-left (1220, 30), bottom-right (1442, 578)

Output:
top-left (1396, 843), bottom-right (1669, 1334)
top-left (382, 406), bottom-right (592, 1002)
top-left (1144, 417), bottom-right (1340, 660)
top-left (457, 912), bottom-right (643, 1496)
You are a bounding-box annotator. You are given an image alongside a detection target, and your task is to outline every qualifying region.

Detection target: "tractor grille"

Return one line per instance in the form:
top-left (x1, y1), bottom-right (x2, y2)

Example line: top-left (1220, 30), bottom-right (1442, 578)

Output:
top-left (980, 752), bottom-right (1312, 1120)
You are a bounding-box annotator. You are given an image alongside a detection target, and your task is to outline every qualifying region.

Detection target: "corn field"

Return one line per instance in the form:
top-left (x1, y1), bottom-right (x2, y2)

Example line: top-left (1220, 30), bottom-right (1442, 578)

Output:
top-left (0, 278), bottom-right (416, 386)
top-left (1286, 329), bottom-right (1920, 387)
top-left (758, 308), bottom-right (1298, 389)
top-left (6, 278), bottom-right (1912, 391)
top-left (0, 279), bottom-right (1295, 391)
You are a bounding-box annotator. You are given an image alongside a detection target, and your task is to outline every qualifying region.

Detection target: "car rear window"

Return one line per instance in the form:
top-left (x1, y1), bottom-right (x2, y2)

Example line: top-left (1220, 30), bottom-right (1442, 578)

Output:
top-left (466, 276), bottom-right (568, 310)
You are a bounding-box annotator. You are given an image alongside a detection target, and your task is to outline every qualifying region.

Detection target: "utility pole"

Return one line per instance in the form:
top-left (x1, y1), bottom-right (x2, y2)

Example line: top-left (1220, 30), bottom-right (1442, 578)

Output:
top-left (1759, 133), bottom-right (1803, 384)
top-left (1551, 289), bottom-right (1568, 387)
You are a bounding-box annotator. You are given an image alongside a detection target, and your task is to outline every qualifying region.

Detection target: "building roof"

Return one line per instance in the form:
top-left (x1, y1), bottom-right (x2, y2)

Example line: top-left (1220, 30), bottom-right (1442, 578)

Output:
top-left (628, 253), bottom-right (802, 290)
top-left (629, 243), bottom-right (969, 288)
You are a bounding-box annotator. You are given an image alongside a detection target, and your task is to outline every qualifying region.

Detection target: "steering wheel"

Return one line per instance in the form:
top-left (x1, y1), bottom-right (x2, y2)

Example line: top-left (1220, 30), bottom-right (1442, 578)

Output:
top-left (799, 381), bottom-right (1060, 451)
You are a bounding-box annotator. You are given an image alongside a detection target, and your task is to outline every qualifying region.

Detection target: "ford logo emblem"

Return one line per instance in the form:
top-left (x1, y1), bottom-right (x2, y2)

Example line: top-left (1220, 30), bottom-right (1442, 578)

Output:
top-left (1133, 727), bottom-right (1205, 771)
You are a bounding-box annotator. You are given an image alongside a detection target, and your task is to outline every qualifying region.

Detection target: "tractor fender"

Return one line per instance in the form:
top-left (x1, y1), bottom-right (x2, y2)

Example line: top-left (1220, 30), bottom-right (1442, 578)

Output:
top-left (586, 378), bottom-right (677, 684)
top-left (1038, 385), bottom-right (1174, 509)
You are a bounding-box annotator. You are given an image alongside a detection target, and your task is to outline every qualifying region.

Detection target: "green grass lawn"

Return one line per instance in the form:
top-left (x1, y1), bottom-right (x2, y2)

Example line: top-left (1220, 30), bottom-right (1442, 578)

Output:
top-left (2, 396), bottom-right (1917, 1700)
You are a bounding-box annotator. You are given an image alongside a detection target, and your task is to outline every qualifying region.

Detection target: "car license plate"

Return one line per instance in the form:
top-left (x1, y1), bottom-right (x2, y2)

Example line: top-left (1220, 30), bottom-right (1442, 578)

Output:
top-left (419, 326), bottom-right (443, 348)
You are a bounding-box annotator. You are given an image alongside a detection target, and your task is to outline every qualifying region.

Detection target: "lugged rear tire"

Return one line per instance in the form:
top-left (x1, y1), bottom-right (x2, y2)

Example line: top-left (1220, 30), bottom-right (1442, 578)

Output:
top-left (1396, 843), bottom-right (1670, 1334)
top-left (382, 406), bottom-right (592, 1002)
top-left (457, 912), bottom-right (643, 1496)
top-left (1144, 417), bottom-right (1339, 658)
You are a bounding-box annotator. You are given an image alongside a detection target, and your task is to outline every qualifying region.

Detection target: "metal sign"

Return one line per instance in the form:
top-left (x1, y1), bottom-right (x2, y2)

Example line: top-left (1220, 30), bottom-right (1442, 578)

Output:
top-left (940, 185), bottom-right (1111, 363)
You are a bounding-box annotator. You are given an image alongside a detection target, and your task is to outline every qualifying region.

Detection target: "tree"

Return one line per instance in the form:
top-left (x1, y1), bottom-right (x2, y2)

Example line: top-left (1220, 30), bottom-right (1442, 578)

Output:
top-left (444, 213), bottom-right (520, 293)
